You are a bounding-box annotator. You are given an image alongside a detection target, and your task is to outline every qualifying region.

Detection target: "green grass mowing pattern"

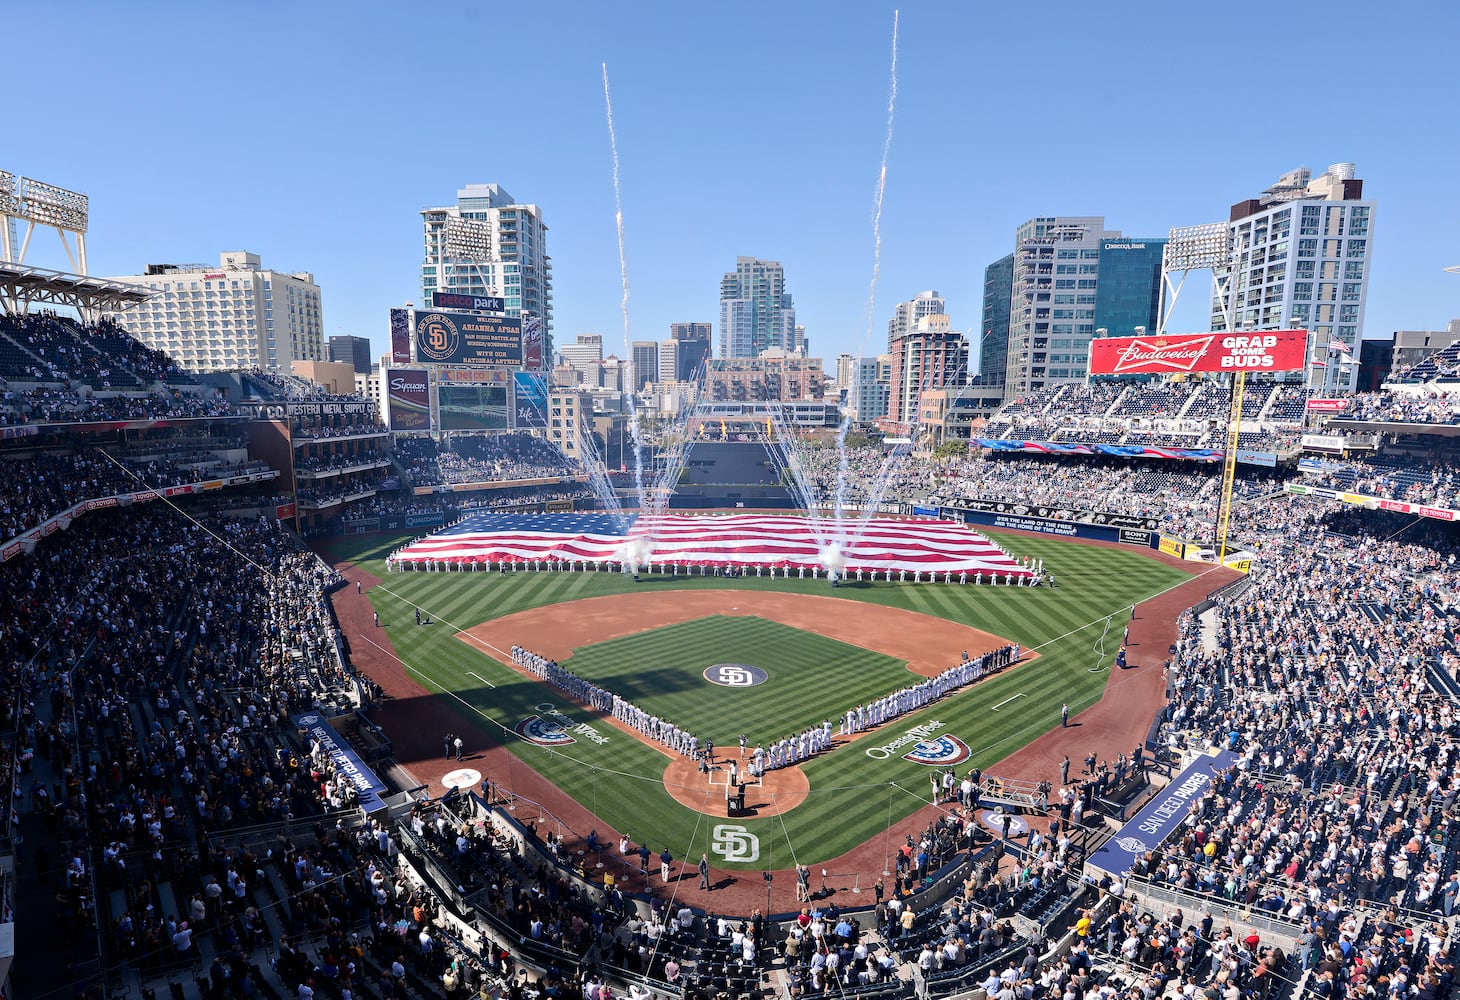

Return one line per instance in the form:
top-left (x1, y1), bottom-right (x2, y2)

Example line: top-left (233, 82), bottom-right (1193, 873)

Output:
top-left (326, 529), bottom-right (1196, 867)
top-left (557, 616), bottom-right (911, 747)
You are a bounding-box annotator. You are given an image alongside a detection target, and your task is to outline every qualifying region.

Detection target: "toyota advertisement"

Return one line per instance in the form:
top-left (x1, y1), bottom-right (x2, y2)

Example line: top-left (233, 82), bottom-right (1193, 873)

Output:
top-left (386, 368), bottom-right (431, 432)
top-left (1088, 330), bottom-right (1308, 375)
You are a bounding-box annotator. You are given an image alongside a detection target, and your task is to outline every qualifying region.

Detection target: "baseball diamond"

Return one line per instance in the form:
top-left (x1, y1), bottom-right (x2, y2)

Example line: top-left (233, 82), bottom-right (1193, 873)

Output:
top-left (331, 527), bottom-right (1198, 882)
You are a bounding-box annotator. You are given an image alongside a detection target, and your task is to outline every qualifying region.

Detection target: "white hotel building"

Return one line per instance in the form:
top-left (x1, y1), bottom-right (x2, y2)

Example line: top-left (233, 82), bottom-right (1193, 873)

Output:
top-left (103, 251), bottom-right (324, 372)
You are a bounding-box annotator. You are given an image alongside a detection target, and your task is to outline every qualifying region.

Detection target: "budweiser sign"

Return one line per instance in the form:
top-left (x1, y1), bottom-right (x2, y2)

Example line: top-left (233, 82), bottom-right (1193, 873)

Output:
top-left (1109, 335), bottom-right (1215, 373)
top-left (1089, 330), bottom-right (1308, 376)
top-left (1306, 398), bottom-right (1349, 412)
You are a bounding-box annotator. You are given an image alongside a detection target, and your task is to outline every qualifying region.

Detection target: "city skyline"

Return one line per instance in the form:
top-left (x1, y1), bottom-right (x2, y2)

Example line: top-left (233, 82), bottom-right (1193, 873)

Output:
top-left (8, 2), bottom-right (1457, 376)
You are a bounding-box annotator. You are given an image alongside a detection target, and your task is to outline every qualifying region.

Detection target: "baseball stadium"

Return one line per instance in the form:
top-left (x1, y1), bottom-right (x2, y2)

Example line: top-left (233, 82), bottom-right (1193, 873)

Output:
top-left (2, 41), bottom-right (1458, 1000)
top-left (8, 277), bottom-right (1460, 1000)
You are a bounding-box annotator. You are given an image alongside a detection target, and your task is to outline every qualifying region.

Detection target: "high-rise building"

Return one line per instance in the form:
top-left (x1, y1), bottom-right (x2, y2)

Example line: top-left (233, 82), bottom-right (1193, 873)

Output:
top-left (1095, 239), bottom-right (1166, 339)
top-left (887, 315), bottom-right (969, 426)
top-left (328, 334), bottom-right (372, 373)
top-left (979, 254), bottom-right (1014, 391)
top-left (420, 183), bottom-right (553, 360)
top-left (704, 351), bottom-right (825, 402)
top-left (850, 356), bottom-right (891, 422)
top-left (719, 257), bottom-right (796, 359)
top-left (102, 251), bottom-right (324, 372)
top-left (1211, 163), bottom-right (1374, 390)
top-left (887, 291), bottom-right (946, 348)
top-left (835, 353), bottom-right (855, 389)
top-left (670, 322), bottom-right (712, 380)
top-left (630, 340), bottom-right (659, 392)
top-left (559, 334), bottom-right (603, 381)
top-left (657, 339), bottom-right (680, 385)
top-left (997, 217), bottom-right (1163, 398)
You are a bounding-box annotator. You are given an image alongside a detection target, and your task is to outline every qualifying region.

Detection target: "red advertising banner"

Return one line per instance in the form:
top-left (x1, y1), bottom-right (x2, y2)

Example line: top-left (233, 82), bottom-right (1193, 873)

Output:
top-left (1306, 398), bottom-right (1349, 412)
top-left (1088, 330), bottom-right (1308, 375)
top-left (276, 502), bottom-right (297, 520)
top-left (385, 368), bottom-right (432, 432)
top-left (522, 314), bottom-right (543, 370)
top-left (389, 308), bottom-right (412, 364)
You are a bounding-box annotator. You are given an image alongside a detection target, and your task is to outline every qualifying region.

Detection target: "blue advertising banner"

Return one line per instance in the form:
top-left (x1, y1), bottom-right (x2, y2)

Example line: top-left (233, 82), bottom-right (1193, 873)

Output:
top-left (1234, 449), bottom-right (1278, 468)
top-left (291, 712), bottom-right (390, 813)
top-left (1086, 750), bottom-right (1238, 877)
top-left (513, 371), bottom-right (549, 428)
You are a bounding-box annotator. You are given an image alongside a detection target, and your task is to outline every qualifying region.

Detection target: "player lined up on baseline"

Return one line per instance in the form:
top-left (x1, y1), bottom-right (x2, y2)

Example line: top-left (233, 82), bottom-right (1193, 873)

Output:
top-left (838, 642), bottom-right (1021, 737)
top-left (511, 639), bottom-right (1022, 776)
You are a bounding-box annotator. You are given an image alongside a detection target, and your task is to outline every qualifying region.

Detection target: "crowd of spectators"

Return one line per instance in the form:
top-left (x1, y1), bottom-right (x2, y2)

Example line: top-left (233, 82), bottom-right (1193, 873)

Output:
top-left (1337, 392), bottom-right (1460, 425)
top-left (1298, 455), bottom-right (1460, 510)
top-left (397, 434), bottom-right (577, 487)
top-left (0, 313), bottom-right (196, 388)
top-left (293, 420), bottom-right (389, 441)
top-left (245, 371), bottom-right (361, 403)
top-left (296, 449), bottom-right (393, 474)
top-left (296, 475), bottom-right (398, 509)
top-left (0, 382), bottom-right (235, 425)
top-left (0, 446), bottom-right (275, 540)
top-left (5, 505), bottom-right (363, 990)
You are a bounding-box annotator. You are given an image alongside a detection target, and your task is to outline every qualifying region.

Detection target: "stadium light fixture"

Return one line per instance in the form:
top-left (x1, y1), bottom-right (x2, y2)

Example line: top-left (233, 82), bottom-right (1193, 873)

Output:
top-left (1, 170), bottom-right (91, 280)
top-left (1158, 222), bottom-right (1234, 336)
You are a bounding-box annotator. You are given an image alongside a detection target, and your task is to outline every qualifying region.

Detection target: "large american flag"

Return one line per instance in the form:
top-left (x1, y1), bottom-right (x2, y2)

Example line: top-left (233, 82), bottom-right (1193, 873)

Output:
top-left (392, 511), bottom-right (1032, 577)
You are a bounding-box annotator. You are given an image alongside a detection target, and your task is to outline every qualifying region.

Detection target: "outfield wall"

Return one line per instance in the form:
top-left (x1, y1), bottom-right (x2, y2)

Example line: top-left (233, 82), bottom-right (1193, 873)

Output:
top-left (934, 504), bottom-right (1159, 548)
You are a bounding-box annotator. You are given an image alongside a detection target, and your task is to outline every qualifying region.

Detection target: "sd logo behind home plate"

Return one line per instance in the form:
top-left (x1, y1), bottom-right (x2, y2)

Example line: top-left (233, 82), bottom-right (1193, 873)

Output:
top-left (515, 715), bottom-right (576, 746)
top-left (902, 734), bottom-right (971, 766)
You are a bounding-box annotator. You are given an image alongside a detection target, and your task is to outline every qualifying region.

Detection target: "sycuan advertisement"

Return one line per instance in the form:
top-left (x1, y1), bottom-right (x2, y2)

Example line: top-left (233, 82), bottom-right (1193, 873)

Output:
top-left (386, 368), bottom-right (431, 432)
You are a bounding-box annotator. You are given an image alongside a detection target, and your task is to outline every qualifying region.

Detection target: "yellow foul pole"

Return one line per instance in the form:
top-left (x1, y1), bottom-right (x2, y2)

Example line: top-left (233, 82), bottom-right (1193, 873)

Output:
top-left (1216, 371), bottom-right (1245, 565)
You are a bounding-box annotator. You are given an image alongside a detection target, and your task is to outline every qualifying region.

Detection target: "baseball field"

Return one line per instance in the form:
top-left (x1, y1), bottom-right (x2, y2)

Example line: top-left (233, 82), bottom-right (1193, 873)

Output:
top-left (324, 528), bottom-right (1191, 873)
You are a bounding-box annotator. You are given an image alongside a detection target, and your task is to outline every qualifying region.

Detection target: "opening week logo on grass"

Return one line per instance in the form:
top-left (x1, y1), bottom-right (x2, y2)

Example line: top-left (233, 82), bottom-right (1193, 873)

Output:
top-left (864, 720), bottom-right (972, 766)
top-left (515, 715), bottom-right (575, 746)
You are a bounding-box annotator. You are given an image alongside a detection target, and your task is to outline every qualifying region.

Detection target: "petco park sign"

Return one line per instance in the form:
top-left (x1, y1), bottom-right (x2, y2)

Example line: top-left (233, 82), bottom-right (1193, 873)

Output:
top-left (1089, 330), bottom-right (1307, 375)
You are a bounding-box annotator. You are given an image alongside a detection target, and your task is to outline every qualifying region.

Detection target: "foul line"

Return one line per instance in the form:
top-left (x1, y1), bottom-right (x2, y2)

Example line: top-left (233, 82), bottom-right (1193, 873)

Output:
top-left (990, 693), bottom-right (1026, 712)
top-left (466, 670), bottom-right (496, 688)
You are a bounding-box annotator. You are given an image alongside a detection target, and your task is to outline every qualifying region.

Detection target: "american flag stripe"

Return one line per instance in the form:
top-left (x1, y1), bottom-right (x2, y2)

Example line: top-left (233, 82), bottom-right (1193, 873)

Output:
top-left (393, 512), bottom-right (1031, 577)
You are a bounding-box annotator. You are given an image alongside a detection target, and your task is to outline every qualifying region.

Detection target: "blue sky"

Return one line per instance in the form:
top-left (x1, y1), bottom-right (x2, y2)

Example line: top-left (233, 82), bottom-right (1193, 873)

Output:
top-left (11, 1), bottom-right (1459, 371)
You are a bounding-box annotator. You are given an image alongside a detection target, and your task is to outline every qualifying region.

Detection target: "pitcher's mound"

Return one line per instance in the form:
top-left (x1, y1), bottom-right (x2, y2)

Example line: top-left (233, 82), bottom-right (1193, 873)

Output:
top-left (663, 756), bottom-right (809, 817)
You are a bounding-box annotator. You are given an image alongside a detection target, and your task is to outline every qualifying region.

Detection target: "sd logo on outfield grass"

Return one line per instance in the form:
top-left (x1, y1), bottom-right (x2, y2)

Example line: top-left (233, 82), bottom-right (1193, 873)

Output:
top-left (703, 663), bottom-right (768, 687)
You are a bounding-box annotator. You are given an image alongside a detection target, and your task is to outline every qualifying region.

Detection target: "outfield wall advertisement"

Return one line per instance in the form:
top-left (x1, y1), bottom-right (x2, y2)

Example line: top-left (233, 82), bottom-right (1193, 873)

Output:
top-left (940, 497), bottom-right (1160, 532)
top-left (385, 368), bottom-right (431, 432)
top-left (1286, 481), bottom-right (1459, 522)
top-left (940, 505), bottom-right (1155, 547)
top-left (1088, 330), bottom-right (1307, 375)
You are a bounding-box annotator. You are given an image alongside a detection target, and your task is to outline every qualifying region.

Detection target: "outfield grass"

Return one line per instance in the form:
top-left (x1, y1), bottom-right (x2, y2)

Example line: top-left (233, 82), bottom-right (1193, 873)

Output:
top-left (324, 530), bottom-right (1192, 868)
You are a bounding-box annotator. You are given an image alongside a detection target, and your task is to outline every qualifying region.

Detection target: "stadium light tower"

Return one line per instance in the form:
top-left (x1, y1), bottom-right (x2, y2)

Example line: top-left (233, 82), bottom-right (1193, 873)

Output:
top-left (0, 170), bottom-right (89, 273)
top-left (1158, 223), bottom-right (1234, 336)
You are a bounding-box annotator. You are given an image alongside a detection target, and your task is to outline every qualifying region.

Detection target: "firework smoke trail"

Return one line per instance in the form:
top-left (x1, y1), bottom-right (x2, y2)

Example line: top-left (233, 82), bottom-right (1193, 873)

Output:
top-left (602, 63), bottom-right (646, 510)
top-left (864, 8), bottom-right (899, 345)
top-left (836, 9), bottom-right (900, 528)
